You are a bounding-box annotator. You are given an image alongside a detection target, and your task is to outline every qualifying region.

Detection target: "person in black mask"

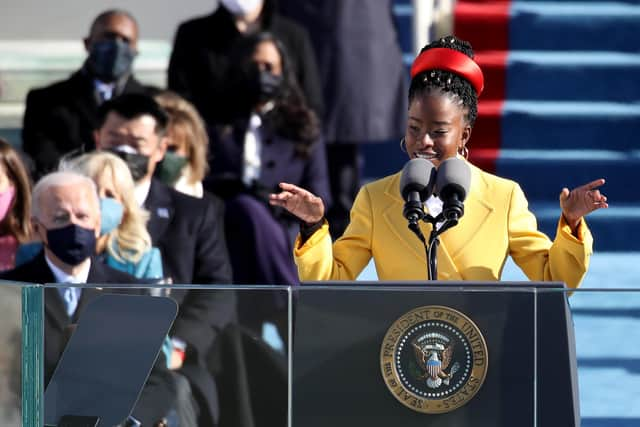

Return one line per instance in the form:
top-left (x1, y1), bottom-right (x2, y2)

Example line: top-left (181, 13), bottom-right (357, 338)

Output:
top-left (205, 32), bottom-right (330, 339)
top-left (0, 171), bottom-right (178, 425)
top-left (30, 172), bottom-right (102, 273)
top-left (94, 93), bottom-right (234, 426)
top-left (22, 9), bottom-right (154, 179)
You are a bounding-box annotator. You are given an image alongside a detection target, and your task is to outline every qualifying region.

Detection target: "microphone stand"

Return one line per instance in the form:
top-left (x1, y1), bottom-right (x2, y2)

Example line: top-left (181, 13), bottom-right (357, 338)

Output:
top-left (406, 210), bottom-right (458, 281)
top-left (424, 214), bottom-right (457, 280)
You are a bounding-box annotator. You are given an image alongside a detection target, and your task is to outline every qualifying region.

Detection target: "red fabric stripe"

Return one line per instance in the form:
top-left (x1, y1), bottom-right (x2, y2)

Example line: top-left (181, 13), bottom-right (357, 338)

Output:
top-left (474, 51), bottom-right (508, 101)
top-left (454, 2), bottom-right (510, 52)
top-left (469, 101), bottom-right (503, 174)
top-left (454, 1), bottom-right (511, 174)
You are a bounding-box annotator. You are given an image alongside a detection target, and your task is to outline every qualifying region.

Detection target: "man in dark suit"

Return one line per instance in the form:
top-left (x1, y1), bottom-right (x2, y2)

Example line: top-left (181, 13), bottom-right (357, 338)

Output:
top-left (22, 9), bottom-right (152, 178)
top-left (0, 171), bottom-right (175, 426)
top-left (94, 93), bottom-right (234, 425)
top-left (167, 0), bottom-right (323, 126)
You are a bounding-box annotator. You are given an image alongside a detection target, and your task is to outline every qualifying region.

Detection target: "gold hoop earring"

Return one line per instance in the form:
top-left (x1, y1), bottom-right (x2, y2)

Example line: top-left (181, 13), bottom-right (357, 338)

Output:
top-left (400, 137), bottom-right (407, 153)
top-left (459, 145), bottom-right (469, 160)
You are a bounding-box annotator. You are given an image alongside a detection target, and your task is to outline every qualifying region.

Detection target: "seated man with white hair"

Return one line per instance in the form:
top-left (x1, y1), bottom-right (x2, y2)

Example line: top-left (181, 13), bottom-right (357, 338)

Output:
top-left (1, 171), bottom-right (176, 426)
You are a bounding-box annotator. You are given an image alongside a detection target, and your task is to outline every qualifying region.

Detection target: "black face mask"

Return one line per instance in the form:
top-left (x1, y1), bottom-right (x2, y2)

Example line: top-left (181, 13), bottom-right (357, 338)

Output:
top-left (256, 69), bottom-right (283, 103)
top-left (45, 223), bottom-right (97, 266)
top-left (109, 149), bottom-right (150, 182)
top-left (87, 39), bottom-right (136, 82)
top-left (245, 64), bottom-right (284, 105)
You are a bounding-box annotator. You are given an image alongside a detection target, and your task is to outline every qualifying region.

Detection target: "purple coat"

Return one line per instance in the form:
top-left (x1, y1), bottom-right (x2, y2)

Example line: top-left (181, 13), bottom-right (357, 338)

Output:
top-left (205, 119), bottom-right (332, 215)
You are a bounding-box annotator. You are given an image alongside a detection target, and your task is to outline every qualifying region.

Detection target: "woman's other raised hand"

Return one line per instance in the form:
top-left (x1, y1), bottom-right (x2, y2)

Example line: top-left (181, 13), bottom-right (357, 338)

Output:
top-left (269, 182), bottom-right (325, 224)
top-left (560, 178), bottom-right (608, 231)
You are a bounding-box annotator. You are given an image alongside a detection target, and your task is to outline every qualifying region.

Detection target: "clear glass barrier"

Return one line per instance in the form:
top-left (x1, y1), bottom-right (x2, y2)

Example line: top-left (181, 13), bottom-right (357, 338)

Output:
top-left (0, 281), bottom-right (42, 427)
top-left (5, 281), bottom-right (640, 427)
top-left (37, 283), bottom-right (289, 427)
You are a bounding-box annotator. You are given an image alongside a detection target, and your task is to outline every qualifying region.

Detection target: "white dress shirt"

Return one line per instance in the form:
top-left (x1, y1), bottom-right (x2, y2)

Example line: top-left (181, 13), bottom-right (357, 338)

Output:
top-left (94, 80), bottom-right (116, 103)
top-left (242, 113), bottom-right (264, 187)
top-left (134, 178), bottom-right (152, 207)
top-left (45, 255), bottom-right (91, 317)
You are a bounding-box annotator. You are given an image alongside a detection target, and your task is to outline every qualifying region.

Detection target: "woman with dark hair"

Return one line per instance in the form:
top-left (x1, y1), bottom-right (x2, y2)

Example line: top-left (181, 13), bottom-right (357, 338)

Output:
top-left (0, 138), bottom-right (32, 271)
top-left (270, 35), bottom-right (607, 288)
top-left (205, 33), bottom-right (330, 340)
top-left (224, 31), bottom-right (321, 152)
top-left (206, 32), bottom-right (330, 289)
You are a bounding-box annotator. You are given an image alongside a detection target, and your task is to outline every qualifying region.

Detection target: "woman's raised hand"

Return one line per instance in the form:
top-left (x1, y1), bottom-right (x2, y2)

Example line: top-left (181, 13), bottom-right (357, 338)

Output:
top-left (560, 178), bottom-right (608, 230)
top-left (269, 182), bottom-right (325, 224)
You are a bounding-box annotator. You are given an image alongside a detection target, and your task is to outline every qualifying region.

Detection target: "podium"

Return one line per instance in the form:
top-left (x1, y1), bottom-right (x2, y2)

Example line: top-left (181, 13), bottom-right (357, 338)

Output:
top-left (292, 282), bottom-right (579, 427)
top-left (6, 282), bottom-right (583, 426)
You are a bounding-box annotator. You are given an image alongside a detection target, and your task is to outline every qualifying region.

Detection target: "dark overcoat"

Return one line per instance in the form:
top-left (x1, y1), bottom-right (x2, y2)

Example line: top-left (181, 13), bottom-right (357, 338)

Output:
top-left (279, 0), bottom-right (408, 142)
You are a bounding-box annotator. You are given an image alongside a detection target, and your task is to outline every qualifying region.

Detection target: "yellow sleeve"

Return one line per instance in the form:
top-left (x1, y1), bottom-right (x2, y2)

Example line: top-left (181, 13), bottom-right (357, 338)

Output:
top-left (508, 183), bottom-right (593, 289)
top-left (294, 186), bottom-right (374, 281)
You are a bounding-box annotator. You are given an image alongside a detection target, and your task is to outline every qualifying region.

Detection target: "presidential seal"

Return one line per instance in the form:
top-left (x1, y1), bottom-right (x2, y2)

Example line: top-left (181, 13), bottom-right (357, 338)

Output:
top-left (380, 305), bottom-right (488, 414)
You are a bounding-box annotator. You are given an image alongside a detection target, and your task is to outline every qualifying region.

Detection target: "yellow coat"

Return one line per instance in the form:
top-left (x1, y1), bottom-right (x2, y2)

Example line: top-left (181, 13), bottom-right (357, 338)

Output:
top-left (294, 162), bottom-right (592, 288)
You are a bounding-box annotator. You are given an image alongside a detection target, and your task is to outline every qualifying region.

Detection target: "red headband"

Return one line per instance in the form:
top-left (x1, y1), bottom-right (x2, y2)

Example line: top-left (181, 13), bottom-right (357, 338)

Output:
top-left (410, 48), bottom-right (484, 96)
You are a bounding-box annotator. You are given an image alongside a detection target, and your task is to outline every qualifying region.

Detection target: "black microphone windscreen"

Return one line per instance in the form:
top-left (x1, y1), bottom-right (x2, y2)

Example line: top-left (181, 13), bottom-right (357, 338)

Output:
top-left (399, 158), bottom-right (436, 200)
top-left (435, 158), bottom-right (471, 201)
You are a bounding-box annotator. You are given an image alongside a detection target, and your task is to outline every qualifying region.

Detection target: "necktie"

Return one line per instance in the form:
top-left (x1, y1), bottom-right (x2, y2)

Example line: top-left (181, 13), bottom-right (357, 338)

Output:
top-left (60, 287), bottom-right (80, 317)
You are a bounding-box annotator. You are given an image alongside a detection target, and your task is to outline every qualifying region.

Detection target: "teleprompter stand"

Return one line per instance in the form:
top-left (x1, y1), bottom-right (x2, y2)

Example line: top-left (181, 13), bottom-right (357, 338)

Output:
top-left (56, 415), bottom-right (100, 427)
top-left (44, 294), bottom-right (177, 427)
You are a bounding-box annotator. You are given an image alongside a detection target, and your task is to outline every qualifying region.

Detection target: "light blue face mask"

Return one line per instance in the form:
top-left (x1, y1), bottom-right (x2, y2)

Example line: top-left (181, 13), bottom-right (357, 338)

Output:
top-left (100, 197), bottom-right (124, 236)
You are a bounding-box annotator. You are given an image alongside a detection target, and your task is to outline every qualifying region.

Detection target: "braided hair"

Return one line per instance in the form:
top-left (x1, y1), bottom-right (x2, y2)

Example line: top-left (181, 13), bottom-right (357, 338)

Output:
top-left (408, 36), bottom-right (478, 128)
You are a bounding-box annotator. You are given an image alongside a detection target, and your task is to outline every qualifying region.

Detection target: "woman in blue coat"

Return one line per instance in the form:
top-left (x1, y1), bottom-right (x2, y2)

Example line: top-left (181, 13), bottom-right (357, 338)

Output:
top-left (63, 151), bottom-right (164, 280)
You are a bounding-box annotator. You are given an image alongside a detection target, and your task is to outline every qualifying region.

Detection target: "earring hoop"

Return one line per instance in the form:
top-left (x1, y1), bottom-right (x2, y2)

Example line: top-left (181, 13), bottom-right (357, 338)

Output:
top-left (459, 145), bottom-right (469, 160)
top-left (400, 137), bottom-right (407, 153)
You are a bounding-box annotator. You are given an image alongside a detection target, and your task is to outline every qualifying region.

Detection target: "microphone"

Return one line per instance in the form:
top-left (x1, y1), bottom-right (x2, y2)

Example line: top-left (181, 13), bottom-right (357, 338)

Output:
top-left (399, 158), bottom-right (436, 225)
top-left (435, 157), bottom-right (471, 223)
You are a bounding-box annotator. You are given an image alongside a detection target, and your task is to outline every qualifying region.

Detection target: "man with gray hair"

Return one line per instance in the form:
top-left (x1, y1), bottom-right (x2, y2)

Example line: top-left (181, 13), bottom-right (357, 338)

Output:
top-left (1, 171), bottom-right (176, 426)
top-left (30, 171), bottom-right (101, 276)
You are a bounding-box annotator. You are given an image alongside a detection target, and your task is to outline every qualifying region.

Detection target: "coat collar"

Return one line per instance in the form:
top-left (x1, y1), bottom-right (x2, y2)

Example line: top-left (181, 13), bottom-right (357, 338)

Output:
top-left (381, 160), bottom-right (494, 280)
top-left (144, 179), bottom-right (175, 245)
top-left (68, 71), bottom-right (100, 136)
